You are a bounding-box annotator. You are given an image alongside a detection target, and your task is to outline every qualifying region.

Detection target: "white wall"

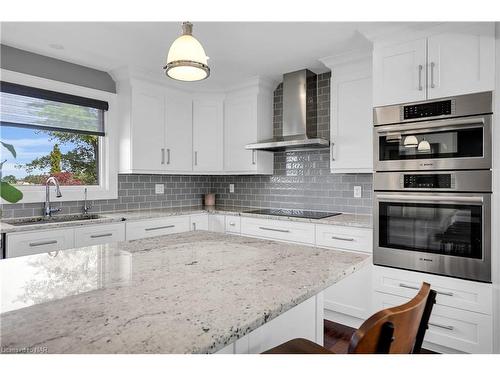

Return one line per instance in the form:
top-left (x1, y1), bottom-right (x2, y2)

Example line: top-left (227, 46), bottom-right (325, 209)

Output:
top-left (492, 22), bottom-right (500, 354)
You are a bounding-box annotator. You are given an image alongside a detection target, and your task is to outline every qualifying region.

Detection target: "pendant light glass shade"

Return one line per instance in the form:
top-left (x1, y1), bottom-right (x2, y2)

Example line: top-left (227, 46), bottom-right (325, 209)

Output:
top-left (418, 139), bottom-right (431, 152)
top-left (164, 22), bottom-right (210, 81)
top-left (403, 135), bottom-right (418, 148)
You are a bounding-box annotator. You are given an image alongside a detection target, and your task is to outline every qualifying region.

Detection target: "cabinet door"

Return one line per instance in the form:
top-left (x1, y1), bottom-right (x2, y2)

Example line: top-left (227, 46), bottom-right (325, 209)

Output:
top-left (224, 96), bottom-right (258, 172)
top-left (331, 71), bottom-right (373, 173)
top-left (165, 94), bottom-right (193, 172)
top-left (324, 263), bottom-right (373, 328)
top-left (373, 38), bottom-right (427, 106)
top-left (208, 214), bottom-right (225, 233)
top-left (190, 213), bottom-right (209, 231)
top-left (193, 99), bottom-right (224, 172)
top-left (427, 23), bottom-right (495, 99)
top-left (131, 90), bottom-right (165, 172)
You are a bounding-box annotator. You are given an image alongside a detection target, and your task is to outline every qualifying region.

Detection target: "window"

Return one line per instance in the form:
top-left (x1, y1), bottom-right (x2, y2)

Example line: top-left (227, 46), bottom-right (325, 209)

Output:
top-left (0, 81), bottom-right (108, 186)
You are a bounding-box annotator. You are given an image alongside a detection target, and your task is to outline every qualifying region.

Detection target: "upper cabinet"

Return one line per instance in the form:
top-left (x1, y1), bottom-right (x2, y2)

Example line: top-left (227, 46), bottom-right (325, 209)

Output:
top-left (165, 91), bottom-right (193, 172)
top-left (373, 23), bottom-right (495, 106)
top-left (322, 52), bottom-right (373, 174)
top-left (373, 38), bottom-right (427, 106)
top-left (426, 23), bottom-right (495, 99)
top-left (224, 81), bottom-right (274, 174)
top-left (192, 97), bottom-right (224, 173)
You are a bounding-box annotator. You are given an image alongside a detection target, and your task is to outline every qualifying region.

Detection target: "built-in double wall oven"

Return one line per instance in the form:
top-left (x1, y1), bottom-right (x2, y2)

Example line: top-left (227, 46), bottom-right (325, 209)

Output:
top-left (372, 92), bottom-right (493, 283)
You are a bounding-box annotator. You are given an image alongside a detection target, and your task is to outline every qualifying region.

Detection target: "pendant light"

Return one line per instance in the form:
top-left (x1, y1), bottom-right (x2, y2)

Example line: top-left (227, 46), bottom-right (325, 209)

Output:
top-left (163, 22), bottom-right (210, 82)
top-left (403, 135), bottom-right (418, 148)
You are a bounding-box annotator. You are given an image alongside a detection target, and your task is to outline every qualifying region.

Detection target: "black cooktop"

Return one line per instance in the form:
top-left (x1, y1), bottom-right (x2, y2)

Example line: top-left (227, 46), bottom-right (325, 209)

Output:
top-left (246, 208), bottom-right (342, 220)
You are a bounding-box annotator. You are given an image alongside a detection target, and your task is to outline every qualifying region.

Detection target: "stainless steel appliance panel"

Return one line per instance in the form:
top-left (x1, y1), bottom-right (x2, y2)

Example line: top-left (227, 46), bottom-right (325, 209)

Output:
top-left (373, 190), bottom-right (491, 282)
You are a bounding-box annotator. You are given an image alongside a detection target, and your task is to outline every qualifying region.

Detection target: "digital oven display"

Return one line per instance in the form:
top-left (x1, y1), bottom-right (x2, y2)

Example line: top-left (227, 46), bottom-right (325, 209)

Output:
top-left (404, 174), bottom-right (452, 189)
top-left (403, 100), bottom-right (452, 120)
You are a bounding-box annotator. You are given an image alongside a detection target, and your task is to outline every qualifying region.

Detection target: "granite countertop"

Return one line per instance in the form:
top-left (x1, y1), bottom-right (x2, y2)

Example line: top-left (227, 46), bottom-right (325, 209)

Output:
top-left (0, 231), bottom-right (370, 354)
top-left (1, 206), bottom-right (372, 234)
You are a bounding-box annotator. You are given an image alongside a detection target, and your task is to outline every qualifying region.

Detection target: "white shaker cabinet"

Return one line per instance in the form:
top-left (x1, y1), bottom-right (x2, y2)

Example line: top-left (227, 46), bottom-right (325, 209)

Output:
top-left (164, 91), bottom-right (193, 172)
top-left (224, 81), bottom-right (274, 174)
top-left (373, 22), bottom-right (495, 106)
top-left (129, 86), bottom-right (166, 172)
top-left (426, 23), bottom-right (495, 99)
top-left (373, 38), bottom-right (427, 106)
top-left (193, 97), bottom-right (224, 173)
top-left (322, 52), bottom-right (373, 173)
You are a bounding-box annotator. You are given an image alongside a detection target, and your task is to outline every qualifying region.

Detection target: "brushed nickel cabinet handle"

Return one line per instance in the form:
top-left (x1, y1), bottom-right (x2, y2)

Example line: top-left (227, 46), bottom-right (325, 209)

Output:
top-left (430, 62), bottom-right (435, 88)
top-left (194, 151), bottom-right (198, 166)
top-left (429, 322), bottom-right (454, 331)
top-left (398, 283), bottom-right (454, 297)
top-left (331, 235), bottom-right (355, 242)
top-left (252, 150), bottom-right (256, 165)
top-left (161, 148), bottom-right (165, 165)
top-left (29, 240), bottom-right (57, 247)
top-left (167, 149), bottom-right (171, 165)
top-left (258, 226), bottom-right (290, 233)
top-left (229, 222), bottom-right (236, 226)
top-left (418, 64), bottom-right (423, 91)
top-left (145, 225), bottom-right (175, 231)
top-left (90, 233), bottom-right (113, 239)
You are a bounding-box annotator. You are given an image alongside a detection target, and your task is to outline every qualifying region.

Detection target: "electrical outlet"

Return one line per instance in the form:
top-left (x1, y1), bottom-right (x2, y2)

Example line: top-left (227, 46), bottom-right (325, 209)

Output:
top-left (229, 184), bottom-right (235, 193)
top-left (155, 184), bottom-right (165, 194)
top-left (353, 186), bottom-right (362, 198)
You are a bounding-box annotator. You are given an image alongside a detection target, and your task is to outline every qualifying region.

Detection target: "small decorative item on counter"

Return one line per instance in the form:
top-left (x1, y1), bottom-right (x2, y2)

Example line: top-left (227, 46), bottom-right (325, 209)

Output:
top-left (204, 193), bottom-right (216, 207)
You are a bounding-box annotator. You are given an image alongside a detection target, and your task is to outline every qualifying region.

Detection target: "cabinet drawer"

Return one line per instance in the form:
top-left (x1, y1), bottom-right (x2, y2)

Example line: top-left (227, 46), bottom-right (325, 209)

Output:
top-left (225, 215), bottom-right (241, 234)
top-left (74, 223), bottom-right (125, 248)
top-left (373, 266), bottom-right (492, 314)
top-left (6, 228), bottom-right (75, 258)
top-left (190, 213), bottom-right (209, 231)
top-left (315, 224), bottom-right (372, 253)
top-left (374, 292), bottom-right (493, 354)
top-left (241, 217), bottom-right (314, 245)
top-left (126, 216), bottom-right (190, 240)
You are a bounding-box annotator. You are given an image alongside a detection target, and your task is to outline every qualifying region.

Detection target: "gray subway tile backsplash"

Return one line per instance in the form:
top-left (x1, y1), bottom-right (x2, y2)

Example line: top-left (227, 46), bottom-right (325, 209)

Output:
top-left (0, 72), bottom-right (372, 219)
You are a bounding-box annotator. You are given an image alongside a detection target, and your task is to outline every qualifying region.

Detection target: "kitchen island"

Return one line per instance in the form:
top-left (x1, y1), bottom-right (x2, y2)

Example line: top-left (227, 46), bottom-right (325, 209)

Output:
top-left (0, 231), bottom-right (369, 354)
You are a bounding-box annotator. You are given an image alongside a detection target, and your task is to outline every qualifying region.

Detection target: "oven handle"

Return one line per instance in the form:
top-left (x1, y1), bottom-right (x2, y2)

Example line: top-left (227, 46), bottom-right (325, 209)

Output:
top-left (376, 194), bottom-right (484, 204)
top-left (375, 116), bottom-right (486, 136)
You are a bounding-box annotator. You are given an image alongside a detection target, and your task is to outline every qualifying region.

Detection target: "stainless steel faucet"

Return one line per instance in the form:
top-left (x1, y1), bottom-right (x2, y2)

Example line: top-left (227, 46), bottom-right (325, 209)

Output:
top-left (43, 176), bottom-right (62, 218)
top-left (82, 187), bottom-right (92, 215)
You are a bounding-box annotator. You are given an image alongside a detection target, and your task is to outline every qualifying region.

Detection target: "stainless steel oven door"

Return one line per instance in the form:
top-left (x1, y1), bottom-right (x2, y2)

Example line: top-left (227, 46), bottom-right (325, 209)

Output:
top-left (373, 191), bottom-right (491, 282)
top-left (374, 114), bottom-right (492, 171)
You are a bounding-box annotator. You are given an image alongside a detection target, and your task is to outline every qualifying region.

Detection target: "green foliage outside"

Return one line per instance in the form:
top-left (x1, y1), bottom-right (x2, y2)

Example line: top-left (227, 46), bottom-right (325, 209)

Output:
top-left (12, 101), bottom-right (99, 186)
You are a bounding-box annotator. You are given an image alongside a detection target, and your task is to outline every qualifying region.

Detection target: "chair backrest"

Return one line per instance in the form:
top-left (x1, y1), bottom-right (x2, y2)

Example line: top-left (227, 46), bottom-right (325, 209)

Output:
top-left (348, 282), bottom-right (436, 354)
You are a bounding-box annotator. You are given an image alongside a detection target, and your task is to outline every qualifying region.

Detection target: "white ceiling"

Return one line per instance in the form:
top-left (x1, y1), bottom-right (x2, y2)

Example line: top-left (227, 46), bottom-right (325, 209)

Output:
top-left (1, 22), bottom-right (402, 90)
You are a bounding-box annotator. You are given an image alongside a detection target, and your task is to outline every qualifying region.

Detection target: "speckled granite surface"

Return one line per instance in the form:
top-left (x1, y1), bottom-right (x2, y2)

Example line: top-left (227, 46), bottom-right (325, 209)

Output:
top-left (0, 231), bottom-right (369, 354)
top-left (1, 206), bottom-right (372, 234)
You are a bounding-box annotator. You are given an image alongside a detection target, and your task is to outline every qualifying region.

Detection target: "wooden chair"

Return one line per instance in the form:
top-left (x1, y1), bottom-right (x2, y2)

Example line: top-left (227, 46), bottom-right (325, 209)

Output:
top-left (263, 282), bottom-right (436, 354)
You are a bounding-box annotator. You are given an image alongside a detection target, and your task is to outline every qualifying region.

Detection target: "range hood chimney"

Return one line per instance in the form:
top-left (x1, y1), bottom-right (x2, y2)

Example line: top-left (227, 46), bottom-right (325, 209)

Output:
top-left (246, 69), bottom-right (330, 152)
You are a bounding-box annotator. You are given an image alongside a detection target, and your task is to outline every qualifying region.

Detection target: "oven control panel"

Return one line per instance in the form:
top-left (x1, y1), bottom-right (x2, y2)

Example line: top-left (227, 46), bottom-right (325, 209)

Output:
top-left (403, 174), bottom-right (454, 189)
top-left (402, 99), bottom-right (455, 120)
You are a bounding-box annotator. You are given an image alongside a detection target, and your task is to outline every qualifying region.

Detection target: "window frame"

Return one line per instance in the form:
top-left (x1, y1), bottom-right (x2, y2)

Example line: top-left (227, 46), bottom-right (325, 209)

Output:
top-left (0, 69), bottom-right (118, 204)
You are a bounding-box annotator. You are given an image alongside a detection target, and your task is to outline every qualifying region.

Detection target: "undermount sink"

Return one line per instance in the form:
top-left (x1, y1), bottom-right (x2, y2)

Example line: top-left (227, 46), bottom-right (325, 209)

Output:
top-left (3, 214), bottom-right (103, 227)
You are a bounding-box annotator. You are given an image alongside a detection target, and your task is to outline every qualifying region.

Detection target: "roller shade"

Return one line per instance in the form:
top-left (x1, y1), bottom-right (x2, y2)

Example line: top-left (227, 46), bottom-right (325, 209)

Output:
top-left (0, 81), bottom-right (107, 136)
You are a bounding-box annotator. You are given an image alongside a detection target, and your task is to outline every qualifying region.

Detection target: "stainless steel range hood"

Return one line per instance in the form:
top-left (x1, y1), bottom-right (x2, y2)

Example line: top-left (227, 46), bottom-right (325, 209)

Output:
top-left (245, 69), bottom-right (330, 152)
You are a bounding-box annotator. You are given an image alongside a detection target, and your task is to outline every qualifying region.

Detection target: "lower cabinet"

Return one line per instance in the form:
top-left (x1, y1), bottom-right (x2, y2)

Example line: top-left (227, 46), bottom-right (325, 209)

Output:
top-left (190, 213), bottom-right (209, 231)
top-left (125, 216), bottom-right (190, 241)
top-left (74, 223), bottom-right (125, 248)
top-left (6, 228), bottom-right (75, 258)
top-left (215, 293), bottom-right (323, 354)
top-left (372, 265), bottom-right (493, 353)
top-left (324, 263), bottom-right (374, 328)
top-left (225, 215), bottom-right (241, 234)
top-left (208, 214), bottom-right (226, 233)
top-left (240, 217), bottom-right (315, 245)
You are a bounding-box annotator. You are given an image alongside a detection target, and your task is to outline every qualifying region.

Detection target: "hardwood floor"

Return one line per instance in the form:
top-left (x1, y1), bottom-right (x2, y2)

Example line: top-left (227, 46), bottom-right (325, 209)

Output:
top-left (323, 320), bottom-right (438, 354)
